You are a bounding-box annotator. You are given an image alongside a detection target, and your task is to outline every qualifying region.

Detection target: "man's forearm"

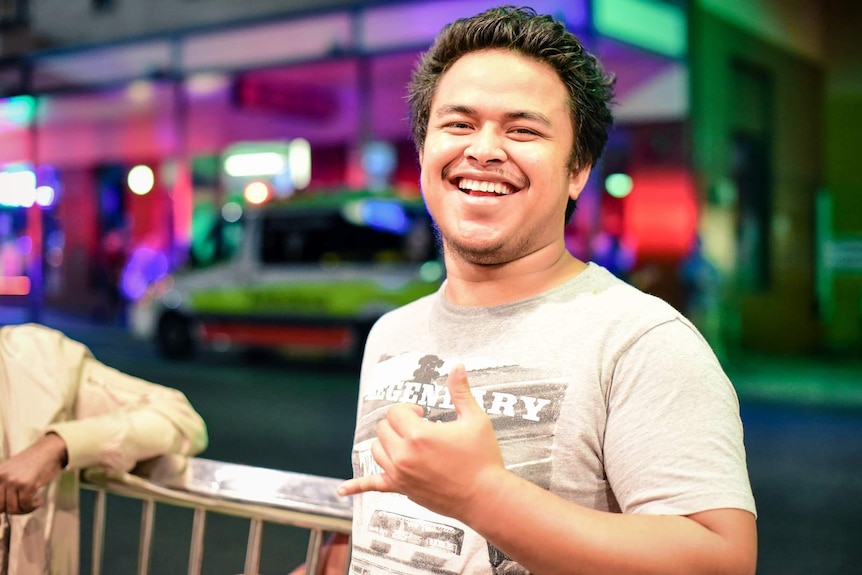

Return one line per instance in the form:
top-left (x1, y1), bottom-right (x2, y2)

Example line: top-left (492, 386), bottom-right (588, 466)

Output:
top-left (462, 469), bottom-right (757, 575)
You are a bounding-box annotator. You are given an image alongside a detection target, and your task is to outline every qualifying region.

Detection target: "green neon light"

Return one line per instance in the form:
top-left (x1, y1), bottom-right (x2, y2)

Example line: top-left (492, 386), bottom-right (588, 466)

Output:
top-left (605, 173), bottom-right (634, 198)
top-left (0, 95), bottom-right (36, 125)
top-left (592, 0), bottom-right (687, 58)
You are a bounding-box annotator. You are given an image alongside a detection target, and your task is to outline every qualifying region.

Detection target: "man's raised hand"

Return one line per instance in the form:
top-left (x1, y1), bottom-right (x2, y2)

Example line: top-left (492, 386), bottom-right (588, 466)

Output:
top-left (338, 364), bottom-right (505, 521)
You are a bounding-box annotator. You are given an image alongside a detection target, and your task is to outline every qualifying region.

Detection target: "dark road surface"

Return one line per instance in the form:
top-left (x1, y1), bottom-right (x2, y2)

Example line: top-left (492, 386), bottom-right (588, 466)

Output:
top-left (5, 309), bottom-right (862, 574)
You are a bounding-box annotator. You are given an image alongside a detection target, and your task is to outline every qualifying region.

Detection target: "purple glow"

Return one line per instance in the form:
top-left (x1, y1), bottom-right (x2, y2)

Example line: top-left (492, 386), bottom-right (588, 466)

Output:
top-left (362, 0), bottom-right (589, 51)
top-left (121, 246), bottom-right (170, 301)
top-left (16, 235), bottom-right (32, 256)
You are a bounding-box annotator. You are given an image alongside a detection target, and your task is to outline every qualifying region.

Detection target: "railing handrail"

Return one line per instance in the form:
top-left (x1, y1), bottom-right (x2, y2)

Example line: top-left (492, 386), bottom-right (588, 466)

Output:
top-left (81, 456), bottom-right (353, 575)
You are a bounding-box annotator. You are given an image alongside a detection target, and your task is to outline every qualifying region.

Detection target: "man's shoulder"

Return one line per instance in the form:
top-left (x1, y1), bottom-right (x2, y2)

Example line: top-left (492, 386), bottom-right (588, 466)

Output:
top-left (565, 265), bottom-right (668, 307)
top-left (568, 265), bottom-right (686, 331)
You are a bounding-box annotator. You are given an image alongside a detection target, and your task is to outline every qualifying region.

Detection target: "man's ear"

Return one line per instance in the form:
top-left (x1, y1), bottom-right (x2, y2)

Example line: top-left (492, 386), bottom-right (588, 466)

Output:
top-left (568, 165), bottom-right (592, 202)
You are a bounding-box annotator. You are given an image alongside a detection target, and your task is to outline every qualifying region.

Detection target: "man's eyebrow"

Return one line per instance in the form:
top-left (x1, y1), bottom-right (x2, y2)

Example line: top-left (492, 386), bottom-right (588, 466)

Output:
top-left (434, 104), bottom-right (474, 117)
top-left (506, 110), bottom-right (552, 126)
top-left (434, 105), bottom-right (552, 126)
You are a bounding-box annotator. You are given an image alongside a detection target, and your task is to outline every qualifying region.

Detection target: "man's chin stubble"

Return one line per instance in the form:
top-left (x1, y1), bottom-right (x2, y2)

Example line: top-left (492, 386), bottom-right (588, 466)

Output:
top-left (444, 237), bottom-right (528, 267)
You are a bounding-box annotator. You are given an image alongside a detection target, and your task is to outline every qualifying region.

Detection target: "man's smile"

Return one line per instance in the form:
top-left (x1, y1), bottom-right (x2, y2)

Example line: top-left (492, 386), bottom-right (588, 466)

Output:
top-left (456, 177), bottom-right (518, 196)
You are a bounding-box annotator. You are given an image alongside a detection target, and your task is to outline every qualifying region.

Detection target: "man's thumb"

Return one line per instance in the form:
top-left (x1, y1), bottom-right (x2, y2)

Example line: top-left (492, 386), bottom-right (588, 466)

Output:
top-left (447, 364), bottom-right (481, 417)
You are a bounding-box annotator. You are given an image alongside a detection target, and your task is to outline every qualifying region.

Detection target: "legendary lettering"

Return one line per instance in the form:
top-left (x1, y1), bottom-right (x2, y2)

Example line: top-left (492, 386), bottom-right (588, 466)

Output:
top-left (366, 380), bottom-right (552, 422)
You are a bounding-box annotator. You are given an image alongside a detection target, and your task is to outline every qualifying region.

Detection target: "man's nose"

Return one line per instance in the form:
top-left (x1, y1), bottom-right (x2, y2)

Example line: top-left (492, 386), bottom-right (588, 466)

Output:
top-left (464, 126), bottom-right (507, 164)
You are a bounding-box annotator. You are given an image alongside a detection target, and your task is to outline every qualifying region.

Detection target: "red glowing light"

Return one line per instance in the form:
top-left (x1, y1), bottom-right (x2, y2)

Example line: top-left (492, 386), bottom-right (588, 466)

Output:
top-left (622, 167), bottom-right (699, 258)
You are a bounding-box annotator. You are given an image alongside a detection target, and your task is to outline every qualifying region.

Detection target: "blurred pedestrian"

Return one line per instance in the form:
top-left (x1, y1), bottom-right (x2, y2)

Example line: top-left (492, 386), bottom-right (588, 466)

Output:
top-left (0, 323), bottom-right (208, 574)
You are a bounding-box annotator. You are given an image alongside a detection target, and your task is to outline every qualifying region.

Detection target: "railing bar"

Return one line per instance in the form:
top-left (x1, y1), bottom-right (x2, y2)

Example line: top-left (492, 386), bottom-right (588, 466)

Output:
top-left (80, 481), bottom-right (351, 533)
top-left (81, 461), bottom-right (355, 574)
top-left (137, 499), bottom-right (156, 575)
top-left (243, 518), bottom-right (264, 575)
top-left (90, 489), bottom-right (107, 575)
top-left (187, 507), bottom-right (207, 575)
top-left (304, 529), bottom-right (324, 575)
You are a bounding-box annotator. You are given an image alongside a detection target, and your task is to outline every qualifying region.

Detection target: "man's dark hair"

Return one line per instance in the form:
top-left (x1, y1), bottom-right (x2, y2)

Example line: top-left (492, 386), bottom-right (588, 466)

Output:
top-left (407, 5), bottom-right (615, 222)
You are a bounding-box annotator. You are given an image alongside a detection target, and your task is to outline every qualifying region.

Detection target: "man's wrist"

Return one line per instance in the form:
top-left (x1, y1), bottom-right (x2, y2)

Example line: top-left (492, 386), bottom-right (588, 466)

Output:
top-left (461, 467), bottom-right (517, 531)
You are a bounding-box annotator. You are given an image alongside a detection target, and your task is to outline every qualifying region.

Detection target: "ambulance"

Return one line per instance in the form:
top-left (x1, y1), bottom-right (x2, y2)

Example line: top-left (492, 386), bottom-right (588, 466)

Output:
top-left (128, 190), bottom-right (443, 362)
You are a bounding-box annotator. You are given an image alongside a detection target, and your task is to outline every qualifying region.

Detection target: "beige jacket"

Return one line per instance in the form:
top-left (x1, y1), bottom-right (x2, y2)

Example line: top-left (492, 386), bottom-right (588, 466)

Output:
top-left (0, 323), bottom-right (208, 574)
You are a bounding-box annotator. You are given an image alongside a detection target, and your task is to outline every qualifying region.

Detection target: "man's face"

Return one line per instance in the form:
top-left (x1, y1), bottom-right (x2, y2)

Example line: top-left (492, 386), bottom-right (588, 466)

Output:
top-left (419, 48), bottom-right (589, 267)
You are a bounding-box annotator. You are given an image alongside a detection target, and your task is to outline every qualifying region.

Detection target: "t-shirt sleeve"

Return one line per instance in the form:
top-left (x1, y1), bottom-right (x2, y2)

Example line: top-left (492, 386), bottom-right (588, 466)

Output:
top-left (602, 318), bottom-right (756, 517)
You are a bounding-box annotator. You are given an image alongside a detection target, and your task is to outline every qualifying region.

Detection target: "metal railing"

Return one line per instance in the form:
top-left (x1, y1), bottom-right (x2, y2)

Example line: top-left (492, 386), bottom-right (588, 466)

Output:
top-left (81, 457), bottom-right (353, 575)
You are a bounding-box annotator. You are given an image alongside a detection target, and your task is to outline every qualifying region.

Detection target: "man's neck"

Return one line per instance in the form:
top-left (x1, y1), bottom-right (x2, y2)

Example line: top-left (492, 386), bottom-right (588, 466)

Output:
top-left (442, 249), bottom-right (587, 307)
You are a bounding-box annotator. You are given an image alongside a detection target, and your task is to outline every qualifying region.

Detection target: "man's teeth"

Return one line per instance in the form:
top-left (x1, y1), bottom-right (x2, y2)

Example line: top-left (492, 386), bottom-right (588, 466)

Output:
top-left (458, 178), bottom-right (513, 195)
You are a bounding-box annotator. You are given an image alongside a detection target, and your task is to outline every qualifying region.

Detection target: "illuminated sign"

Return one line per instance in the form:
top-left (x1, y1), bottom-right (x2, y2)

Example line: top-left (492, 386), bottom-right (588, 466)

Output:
top-left (0, 164), bottom-right (58, 208)
top-left (0, 276), bottom-right (31, 296)
top-left (222, 140), bottom-right (311, 201)
top-left (224, 152), bottom-right (287, 177)
top-left (0, 169), bottom-right (36, 207)
top-left (592, 0), bottom-right (687, 58)
top-left (622, 167), bottom-right (698, 258)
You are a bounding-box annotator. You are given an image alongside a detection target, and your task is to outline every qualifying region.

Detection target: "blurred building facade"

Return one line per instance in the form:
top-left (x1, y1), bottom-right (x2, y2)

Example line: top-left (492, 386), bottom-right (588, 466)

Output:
top-left (690, 0), bottom-right (861, 355)
top-left (0, 0), bottom-right (858, 356)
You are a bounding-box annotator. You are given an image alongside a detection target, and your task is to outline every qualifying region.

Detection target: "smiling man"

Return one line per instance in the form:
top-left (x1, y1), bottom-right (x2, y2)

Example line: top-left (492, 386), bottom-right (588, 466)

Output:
top-left (298, 6), bottom-right (757, 575)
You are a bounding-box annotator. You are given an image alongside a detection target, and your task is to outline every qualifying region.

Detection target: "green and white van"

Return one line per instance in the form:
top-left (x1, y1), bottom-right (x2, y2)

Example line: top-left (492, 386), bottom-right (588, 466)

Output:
top-left (128, 190), bottom-right (443, 362)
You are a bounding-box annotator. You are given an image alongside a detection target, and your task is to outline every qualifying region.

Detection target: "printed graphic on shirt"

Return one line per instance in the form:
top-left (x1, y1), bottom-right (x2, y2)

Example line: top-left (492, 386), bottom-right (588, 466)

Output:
top-left (351, 352), bottom-right (568, 575)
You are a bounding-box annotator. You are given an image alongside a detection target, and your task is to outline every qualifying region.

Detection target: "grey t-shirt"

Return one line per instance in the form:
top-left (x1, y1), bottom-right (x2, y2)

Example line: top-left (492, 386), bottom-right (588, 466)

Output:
top-left (349, 263), bottom-right (756, 575)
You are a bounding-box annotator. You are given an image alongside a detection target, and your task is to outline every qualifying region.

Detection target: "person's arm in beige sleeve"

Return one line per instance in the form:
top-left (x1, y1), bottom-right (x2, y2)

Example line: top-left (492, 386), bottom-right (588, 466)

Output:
top-left (47, 356), bottom-right (208, 472)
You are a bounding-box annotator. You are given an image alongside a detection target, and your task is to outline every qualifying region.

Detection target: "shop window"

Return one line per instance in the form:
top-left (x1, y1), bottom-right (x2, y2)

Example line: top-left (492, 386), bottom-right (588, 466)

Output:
top-left (730, 60), bottom-right (774, 294)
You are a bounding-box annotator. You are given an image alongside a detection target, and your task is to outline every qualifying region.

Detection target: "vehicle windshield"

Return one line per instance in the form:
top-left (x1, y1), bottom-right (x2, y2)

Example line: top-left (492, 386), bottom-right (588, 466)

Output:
top-left (259, 202), bottom-right (437, 265)
top-left (187, 195), bottom-right (438, 271)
